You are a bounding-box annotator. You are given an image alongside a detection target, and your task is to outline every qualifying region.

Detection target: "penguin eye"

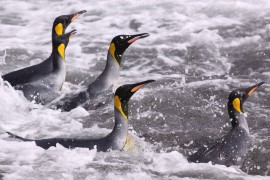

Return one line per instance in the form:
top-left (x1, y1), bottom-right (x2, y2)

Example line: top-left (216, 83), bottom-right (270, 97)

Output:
top-left (118, 36), bottom-right (128, 42)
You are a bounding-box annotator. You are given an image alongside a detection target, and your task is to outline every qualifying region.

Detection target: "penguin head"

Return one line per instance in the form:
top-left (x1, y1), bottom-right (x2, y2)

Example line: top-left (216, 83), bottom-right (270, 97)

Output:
top-left (52, 30), bottom-right (77, 60)
top-left (52, 10), bottom-right (86, 36)
top-left (228, 82), bottom-right (264, 114)
top-left (109, 33), bottom-right (149, 65)
top-left (114, 80), bottom-right (155, 120)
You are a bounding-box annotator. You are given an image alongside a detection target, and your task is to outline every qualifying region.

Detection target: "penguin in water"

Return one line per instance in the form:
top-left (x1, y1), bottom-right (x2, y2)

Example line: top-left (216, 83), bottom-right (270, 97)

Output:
top-left (188, 82), bottom-right (264, 167)
top-left (50, 33), bottom-right (149, 111)
top-left (2, 10), bottom-right (86, 86)
top-left (7, 80), bottom-right (154, 151)
top-left (16, 30), bottom-right (77, 103)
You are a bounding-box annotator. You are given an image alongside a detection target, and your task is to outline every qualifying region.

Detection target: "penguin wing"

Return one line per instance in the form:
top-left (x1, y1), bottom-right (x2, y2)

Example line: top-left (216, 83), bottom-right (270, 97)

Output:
top-left (35, 138), bottom-right (92, 150)
top-left (7, 131), bottom-right (108, 151)
top-left (188, 137), bottom-right (226, 163)
top-left (6, 132), bottom-right (33, 142)
top-left (51, 90), bottom-right (89, 111)
top-left (7, 132), bottom-right (75, 150)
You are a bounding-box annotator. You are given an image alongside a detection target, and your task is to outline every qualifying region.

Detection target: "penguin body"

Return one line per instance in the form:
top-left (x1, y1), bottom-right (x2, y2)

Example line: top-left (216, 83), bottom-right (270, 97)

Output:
top-left (7, 80), bottom-right (154, 151)
top-left (2, 11), bottom-right (86, 102)
top-left (51, 33), bottom-right (149, 111)
top-left (2, 59), bottom-right (53, 86)
top-left (15, 55), bottom-right (66, 103)
top-left (189, 126), bottom-right (251, 166)
top-left (16, 30), bottom-right (76, 103)
top-left (188, 82), bottom-right (264, 166)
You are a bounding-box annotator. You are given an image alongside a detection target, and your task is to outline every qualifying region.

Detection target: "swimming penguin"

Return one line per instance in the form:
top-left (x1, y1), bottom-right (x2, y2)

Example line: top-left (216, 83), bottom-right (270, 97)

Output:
top-left (7, 80), bottom-right (155, 151)
top-left (188, 82), bottom-right (264, 167)
top-left (15, 30), bottom-right (77, 103)
top-left (2, 10), bottom-right (86, 86)
top-left (51, 33), bottom-right (149, 111)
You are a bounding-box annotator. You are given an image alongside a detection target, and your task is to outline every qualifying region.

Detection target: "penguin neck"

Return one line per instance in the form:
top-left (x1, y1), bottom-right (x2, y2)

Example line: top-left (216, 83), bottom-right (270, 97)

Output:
top-left (51, 32), bottom-right (57, 42)
top-left (51, 49), bottom-right (65, 70)
top-left (107, 107), bottom-right (129, 149)
top-left (228, 106), bottom-right (249, 133)
top-left (113, 106), bottom-right (128, 132)
top-left (87, 51), bottom-right (120, 94)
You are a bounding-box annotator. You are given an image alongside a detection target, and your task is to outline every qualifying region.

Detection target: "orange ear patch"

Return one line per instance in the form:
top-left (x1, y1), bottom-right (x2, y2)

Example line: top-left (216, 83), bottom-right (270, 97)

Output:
top-left (232, 98), bottom-right (241, 113)
top-left (55, 23), bottom-right (63, 35)
top-left (131, 84), bottom-right (145, 92)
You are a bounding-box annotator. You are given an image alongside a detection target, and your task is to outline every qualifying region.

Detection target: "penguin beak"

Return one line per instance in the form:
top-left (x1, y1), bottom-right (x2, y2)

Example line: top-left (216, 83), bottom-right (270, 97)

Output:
top-left (67, 29), bottom-right (77, 39)
top-left (245, 82), bottom-right (264, 97)
top-left (127, 33), bottom-right (150, 44)
top-left (131, 80), bottom-right (155, 93)
top-left (71, 10), bottom-right (87, 22)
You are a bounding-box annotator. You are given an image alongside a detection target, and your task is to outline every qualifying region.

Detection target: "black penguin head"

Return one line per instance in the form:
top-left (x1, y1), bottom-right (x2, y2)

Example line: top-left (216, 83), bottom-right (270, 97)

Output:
top-left (52, 30), bottom-right (77, 60)
top-left (114, 80), bottom-right (155, 120)
top-left (109, 33), bottom-right (149, 65)
top-left (52, 10), bottom-right (86, 36)
top-left (228, 82), bottom-right (264, 114)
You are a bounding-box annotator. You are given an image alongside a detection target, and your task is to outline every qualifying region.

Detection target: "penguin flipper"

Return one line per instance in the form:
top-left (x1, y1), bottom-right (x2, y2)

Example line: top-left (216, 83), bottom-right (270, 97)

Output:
top-left (7, 132), bottom-right (59, 150)
top-left (6, 132), bottom-right (33, 142)
top-left (188, 138), bottom-right (224, 163)
top-left (188, 145), bottom-right (208, 162)
top-left (54, 91), bottom-right (88, 111)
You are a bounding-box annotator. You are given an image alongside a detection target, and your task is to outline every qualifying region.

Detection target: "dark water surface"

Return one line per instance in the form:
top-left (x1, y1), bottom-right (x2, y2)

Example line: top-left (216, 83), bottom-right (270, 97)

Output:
top-left (0, 0), bottom-right (270, 179)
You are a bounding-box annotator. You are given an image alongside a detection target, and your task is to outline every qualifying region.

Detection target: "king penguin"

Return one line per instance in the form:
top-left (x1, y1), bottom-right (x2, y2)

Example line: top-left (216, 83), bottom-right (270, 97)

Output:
top-left (51, 33), bottom-right (150, 111)
top-left (188, 82), bottom-right (264, 167)
top-left (2, 10), bottom-right (86, 86)
top-left (15, 30), bottom-right (77, 103)
top-left (7, 80), bottom-right (155, 151)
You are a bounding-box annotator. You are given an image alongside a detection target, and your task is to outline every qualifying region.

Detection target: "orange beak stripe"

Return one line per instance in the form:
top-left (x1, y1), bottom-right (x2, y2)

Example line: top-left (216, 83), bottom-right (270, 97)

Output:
top-left (128, 37), bottom-right (140, 44)
top-left (248, 87), bottom-right (257, 96)
top-left (71, 14), bottom-right (80, 22)
top-left (131, 84), bottom-right (145, 93)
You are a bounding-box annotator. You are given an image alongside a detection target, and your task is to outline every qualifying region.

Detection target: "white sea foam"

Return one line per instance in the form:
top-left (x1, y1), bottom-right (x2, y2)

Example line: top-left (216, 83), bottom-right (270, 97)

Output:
top-left (0, 0), bottom-right (270, 179)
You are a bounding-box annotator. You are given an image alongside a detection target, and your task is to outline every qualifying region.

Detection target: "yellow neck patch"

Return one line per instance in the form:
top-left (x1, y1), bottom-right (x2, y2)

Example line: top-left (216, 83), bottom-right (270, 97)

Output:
top-left (109, 43), bottom-right (119, 65)
top-left (55, 23), bottom-right (63, 35)
top-left (58, 43), bottom-right (65, 60)
top-left (114, 95), bottom-right (128, 121)
top-left (232, 98), bottom-right (241, 113)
